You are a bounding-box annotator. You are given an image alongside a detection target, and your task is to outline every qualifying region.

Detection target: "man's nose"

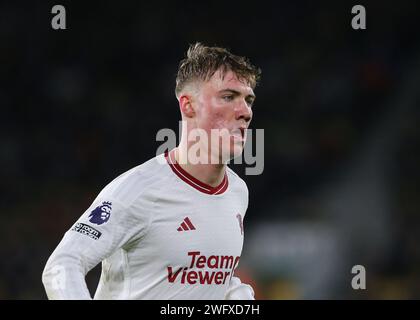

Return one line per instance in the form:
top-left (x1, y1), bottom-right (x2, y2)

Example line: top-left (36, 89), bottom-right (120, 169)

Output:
top-left (235, 100), bottom-right (252, 122)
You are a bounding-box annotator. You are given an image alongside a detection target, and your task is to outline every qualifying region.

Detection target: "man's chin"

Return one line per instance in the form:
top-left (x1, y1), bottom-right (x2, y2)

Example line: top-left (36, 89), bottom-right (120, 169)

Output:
top-left (214, 140), bottom-right (245, 163)
top-left (229, 144), bottom-right (244, 160)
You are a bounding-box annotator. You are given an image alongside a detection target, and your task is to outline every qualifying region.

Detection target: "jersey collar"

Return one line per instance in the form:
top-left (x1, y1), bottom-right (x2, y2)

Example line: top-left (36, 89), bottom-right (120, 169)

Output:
top-left (165, 150), bottom-right (229, 195)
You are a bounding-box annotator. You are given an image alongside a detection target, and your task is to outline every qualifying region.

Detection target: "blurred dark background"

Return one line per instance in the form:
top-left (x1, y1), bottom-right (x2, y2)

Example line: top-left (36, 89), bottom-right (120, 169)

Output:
top-left (1, 1), bottom-right (419, 299)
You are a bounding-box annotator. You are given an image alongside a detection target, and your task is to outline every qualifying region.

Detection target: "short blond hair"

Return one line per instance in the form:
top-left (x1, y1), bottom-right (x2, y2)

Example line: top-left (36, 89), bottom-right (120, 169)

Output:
top-left (175, 43), bottom-right (261, 97)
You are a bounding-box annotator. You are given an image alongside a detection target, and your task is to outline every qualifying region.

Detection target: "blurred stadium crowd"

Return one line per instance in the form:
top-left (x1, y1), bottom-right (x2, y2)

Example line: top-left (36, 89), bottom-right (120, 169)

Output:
top-left (0, 1), bottom-right (419, 299)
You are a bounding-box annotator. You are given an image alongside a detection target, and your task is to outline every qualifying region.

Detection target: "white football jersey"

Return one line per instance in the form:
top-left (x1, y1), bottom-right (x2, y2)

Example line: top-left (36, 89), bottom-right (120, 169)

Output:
top-left (42, 150), bottom-right (254, 300)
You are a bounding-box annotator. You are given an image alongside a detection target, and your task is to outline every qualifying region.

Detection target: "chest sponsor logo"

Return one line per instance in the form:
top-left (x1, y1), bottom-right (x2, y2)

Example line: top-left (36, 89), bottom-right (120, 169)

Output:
top-left (167, 251), bottom-right (240, 285)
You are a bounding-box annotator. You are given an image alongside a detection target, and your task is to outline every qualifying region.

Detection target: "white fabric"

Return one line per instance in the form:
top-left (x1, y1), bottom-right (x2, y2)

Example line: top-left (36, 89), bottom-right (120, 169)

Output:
top-left (42, 153), bottom-right (254, 300)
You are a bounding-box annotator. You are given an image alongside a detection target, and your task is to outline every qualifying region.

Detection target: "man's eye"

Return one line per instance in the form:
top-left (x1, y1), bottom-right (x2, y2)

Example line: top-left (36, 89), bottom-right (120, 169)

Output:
top-left (246, 99), bottom-right (255, 107)
top-left (222, 95), bottom-right (234, 102)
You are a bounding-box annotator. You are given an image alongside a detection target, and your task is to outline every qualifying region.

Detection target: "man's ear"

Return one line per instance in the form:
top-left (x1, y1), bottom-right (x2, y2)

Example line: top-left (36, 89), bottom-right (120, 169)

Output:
top-left (179, 94), bottom-right (195, 118)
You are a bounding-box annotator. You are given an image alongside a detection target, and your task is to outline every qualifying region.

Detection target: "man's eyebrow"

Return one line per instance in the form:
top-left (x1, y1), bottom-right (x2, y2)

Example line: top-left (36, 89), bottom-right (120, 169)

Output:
top-left (219, 89), bottom-right (256, 99)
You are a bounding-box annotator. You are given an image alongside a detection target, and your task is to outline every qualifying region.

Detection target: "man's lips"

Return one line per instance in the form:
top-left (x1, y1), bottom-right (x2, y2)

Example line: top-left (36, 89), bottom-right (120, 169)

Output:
top-left (230, 128), bottom-right (246, 141)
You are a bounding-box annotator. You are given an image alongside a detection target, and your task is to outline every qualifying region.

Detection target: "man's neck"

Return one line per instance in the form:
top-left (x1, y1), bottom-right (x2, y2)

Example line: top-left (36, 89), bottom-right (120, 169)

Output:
top-left (174, 147), bottom-right (226, 187)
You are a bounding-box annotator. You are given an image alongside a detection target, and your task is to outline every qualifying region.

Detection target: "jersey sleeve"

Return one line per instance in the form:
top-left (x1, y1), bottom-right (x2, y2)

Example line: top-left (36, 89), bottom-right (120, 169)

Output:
top-left (42, 195), bottom-right (150, 299)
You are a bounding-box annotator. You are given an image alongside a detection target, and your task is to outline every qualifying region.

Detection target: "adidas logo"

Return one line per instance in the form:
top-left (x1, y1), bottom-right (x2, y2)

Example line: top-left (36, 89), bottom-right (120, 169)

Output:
top-left (177, 217), bottom-right (196, 232)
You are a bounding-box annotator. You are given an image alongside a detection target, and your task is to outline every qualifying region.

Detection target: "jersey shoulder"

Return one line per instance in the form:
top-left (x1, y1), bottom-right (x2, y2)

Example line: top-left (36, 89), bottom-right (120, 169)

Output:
top-left (226, 166), bottom-right (249, 195)
top-left (97, 153), bottom-right (171, 206)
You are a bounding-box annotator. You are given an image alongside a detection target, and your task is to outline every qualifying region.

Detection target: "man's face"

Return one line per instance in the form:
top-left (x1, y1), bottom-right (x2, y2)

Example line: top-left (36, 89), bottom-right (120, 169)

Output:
top-left (192, 69), bottom-right (255, 162)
